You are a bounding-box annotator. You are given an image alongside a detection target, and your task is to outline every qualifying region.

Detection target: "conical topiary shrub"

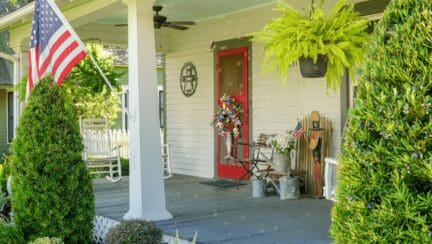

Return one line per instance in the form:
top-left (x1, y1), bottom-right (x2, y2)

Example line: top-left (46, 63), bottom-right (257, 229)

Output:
top-left (331, 0), bottom-right (432, 242)
top-left (12, 77), bottom-right (94, 242)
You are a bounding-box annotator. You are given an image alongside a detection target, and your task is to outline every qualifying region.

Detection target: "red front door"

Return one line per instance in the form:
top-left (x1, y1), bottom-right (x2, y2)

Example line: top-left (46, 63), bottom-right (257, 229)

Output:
top-left (216, 47), bottom-right (249, 180)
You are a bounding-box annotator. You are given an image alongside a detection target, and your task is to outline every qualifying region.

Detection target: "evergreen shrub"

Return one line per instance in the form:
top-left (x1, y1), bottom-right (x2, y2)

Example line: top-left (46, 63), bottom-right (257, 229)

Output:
top-left (106, 220), bottom-right (162, 244)
top-left (11, 78), bottom-right (94, 242)
top-left (331, 0), bottom-right (432, 242)
top-left (121, 158), bottom-right (129, 176)
top-left (0, 223), bottom-right (24, 243)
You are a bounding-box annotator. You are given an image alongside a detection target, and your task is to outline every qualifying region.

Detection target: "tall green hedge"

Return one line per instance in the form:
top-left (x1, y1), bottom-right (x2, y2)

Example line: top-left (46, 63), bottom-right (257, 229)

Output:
top-left (331, 0), bottom-right (432, 242)
top-left (12, 78), bottom-right (94, 242)
top-left (0, 223), bottom-right (24, 243)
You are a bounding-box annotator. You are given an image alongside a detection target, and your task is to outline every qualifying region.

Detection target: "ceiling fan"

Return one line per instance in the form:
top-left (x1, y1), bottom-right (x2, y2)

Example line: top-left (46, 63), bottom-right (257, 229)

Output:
top-left (115, 5), bottom-right (196, 31)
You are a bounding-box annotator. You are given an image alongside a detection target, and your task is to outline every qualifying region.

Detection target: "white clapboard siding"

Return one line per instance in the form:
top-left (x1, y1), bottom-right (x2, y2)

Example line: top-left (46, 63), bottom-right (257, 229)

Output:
top-left (165, 2), bottom-right (342, 178)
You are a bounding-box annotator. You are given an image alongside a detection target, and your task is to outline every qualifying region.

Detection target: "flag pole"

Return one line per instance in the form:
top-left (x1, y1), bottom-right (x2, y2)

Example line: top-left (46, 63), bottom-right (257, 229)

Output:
top-left (88, 54), bottom-right (128, 116)
top-left (88, 54), bottom-right (116, 92)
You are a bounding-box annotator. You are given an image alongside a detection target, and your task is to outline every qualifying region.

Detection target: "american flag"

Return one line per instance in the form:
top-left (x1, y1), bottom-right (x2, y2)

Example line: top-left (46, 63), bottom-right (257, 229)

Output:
top-left (291, 121), bottom-right (305, 139)
top-left (28, 0), bottom-right (87, 92)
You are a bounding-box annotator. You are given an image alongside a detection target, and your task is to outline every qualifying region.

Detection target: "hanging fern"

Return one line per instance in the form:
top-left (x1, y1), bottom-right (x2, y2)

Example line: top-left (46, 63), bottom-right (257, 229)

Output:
top-left (253, 0), bottom-right (370, 90)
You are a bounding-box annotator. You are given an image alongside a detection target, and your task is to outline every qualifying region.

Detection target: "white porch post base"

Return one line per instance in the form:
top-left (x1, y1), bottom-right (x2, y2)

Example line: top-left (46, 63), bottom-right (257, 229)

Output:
top-left (123, 210), bottom-right (173, 222)
top-left (122, 0), bottom-right (171, 221)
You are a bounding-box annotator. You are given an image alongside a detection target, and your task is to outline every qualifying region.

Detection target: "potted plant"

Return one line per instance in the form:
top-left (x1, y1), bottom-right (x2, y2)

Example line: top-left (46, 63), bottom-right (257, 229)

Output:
top-left (266, 132), bottom-right (296, 173)
top-left (253, 0), bottom-right (370, 90)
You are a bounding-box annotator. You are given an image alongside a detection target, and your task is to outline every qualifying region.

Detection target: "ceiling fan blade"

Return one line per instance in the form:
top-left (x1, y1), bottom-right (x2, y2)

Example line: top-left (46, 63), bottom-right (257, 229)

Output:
top-left (166, 21), bottom-right (196, 25)
top-left (164, 23), bottom-right (188, 30)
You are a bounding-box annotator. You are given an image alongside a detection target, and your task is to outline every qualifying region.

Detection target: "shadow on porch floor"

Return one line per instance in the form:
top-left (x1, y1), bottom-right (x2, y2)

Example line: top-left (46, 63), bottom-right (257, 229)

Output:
top-left (94, 175), bottom-right (333, 244)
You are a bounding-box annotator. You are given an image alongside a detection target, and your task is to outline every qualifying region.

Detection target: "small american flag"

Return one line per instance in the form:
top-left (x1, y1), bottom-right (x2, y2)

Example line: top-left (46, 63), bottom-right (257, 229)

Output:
top-left (291, 121), bottom-right (305, 139)
top-left (28, 0), bottom-right (87, 93)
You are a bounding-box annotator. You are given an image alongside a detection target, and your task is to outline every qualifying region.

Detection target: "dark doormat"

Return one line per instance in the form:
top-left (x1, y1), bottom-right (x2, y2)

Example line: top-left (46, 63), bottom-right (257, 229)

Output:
top-left (199, 179), bottom-right (247, 188)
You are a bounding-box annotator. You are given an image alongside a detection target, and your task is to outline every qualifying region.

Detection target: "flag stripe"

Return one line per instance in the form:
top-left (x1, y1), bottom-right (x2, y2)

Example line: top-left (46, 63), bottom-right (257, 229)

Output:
top-left (34, 46), bottom-right (41, 78)
top-left (48, 33), bottom-right (75, 73)
top-left (39, 27), bottom-right (69, 65)
top-left (52, 40), bottom-right (78, 76)
top-left (56, 51), bottom-right (86, 85)
top-left (39, 29), bottom-right (71, 74)
top-left (54, 46), bottom-right (85, 83)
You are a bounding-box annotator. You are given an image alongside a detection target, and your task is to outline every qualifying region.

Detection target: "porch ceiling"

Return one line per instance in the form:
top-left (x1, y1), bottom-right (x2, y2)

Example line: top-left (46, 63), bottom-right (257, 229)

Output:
top-left (0, 0), bottom-right (384, 33)
top-left (94, 0), bottom-right (378, 26)
top-left (78, 0), bottom-right (381, 49)
top-left (94, 0), bottom-right (277, 25)
top-left (0, 0), bottom-right (385, 48)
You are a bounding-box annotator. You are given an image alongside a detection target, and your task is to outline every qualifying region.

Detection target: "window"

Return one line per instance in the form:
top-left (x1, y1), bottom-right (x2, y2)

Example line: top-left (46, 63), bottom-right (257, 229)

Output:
top-left (7, 91), bottom-right (13, 143)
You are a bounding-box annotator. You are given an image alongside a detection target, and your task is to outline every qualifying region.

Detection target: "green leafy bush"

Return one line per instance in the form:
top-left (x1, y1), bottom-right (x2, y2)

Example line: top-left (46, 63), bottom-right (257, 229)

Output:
top-left (0, 151), bottom-right (12, 193)
top-left (331, 0), bottom-right (432, 242)
top-left (121, 158), bottom-right (129, 176)
top-left (28, 237), bottom-right (63, 244)
top-left (0, 151), bottom-right (13, 222)
top-left (0, 192), bottom-right (10, 222)
top-left (72, 87), bottom-right (121, 126)
top-left (106, 220), bottom-right (162, 244)
top-left (66, 43), bottom-right (121, 94)
top-left (64, 44), bottom-right (122, 125)
top-left (0, 223), bottom-right (24, 243)
top-left (12, 78), bottom-right (94, 242)
top-left (254, 0), bottom-right (369, 90)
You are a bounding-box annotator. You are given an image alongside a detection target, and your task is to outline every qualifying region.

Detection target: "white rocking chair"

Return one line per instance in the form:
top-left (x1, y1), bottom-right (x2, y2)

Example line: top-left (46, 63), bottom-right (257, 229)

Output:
top-left (80, 117), bottom-right (122, 182)
top-left (161, 143), bottom-right (172, 179)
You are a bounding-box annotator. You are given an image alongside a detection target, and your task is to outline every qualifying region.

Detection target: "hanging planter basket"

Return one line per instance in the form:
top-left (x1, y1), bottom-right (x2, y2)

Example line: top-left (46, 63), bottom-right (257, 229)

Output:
top-left (253, 0), bottom-right (370, 89)
top-left (299, 55), bottom-right (328, 78)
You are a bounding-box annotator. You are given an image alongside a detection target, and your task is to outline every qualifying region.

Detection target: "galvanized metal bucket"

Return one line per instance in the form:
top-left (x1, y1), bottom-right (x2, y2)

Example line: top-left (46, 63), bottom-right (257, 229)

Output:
top-left (252, 179), bottom-right (265, 198)
top-left (272, 153), bottom-right (290, 172)
top-left (279, 176), bottom-right (299, 200)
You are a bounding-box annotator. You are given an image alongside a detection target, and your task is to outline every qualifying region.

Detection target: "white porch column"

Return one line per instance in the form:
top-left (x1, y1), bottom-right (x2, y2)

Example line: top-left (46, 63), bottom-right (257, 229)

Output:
top-left (122, 0), bottom-right (172, 221)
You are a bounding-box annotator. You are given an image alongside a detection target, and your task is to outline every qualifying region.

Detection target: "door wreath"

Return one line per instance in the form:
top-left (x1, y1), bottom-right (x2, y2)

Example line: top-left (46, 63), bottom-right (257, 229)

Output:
top-left (213, 94), bottom-right (243, 159)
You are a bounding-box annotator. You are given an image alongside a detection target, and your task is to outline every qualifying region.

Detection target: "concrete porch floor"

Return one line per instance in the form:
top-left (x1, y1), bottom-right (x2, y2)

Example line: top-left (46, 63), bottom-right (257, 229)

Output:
top-left (94, 175), bottom-right (333, 244)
